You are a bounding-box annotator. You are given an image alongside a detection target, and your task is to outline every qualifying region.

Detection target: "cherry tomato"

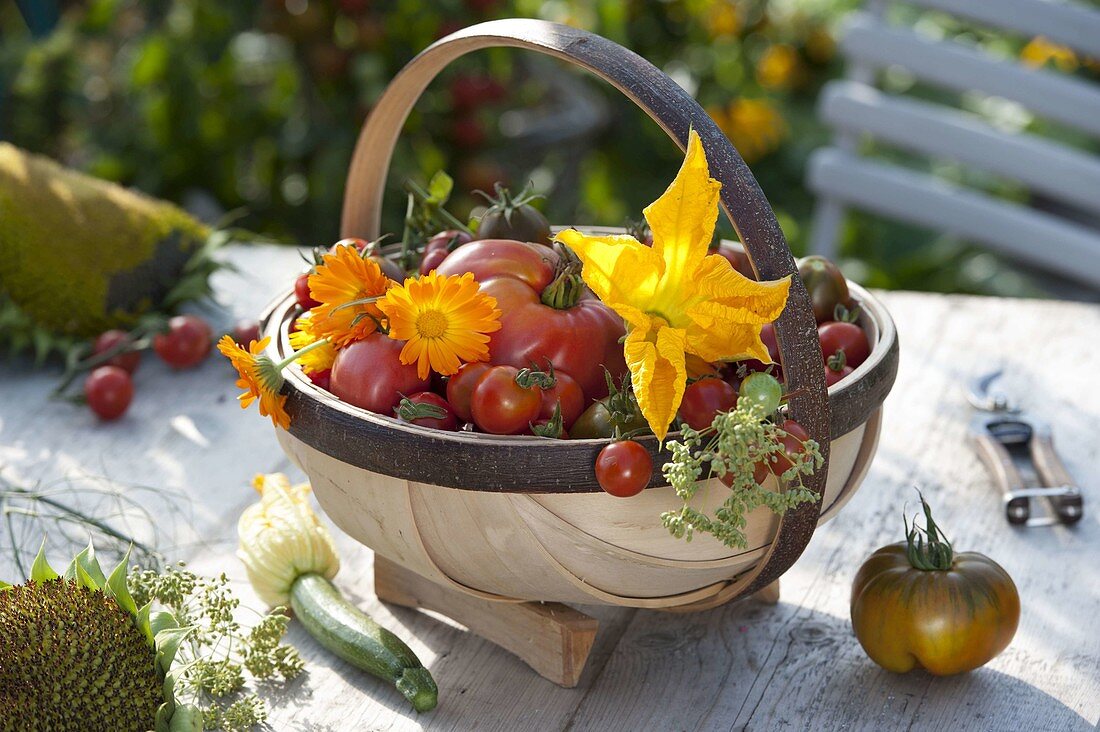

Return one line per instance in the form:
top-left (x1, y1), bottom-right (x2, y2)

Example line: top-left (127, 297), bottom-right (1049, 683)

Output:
top-left (396, 392), bottom-right (459, 431)
top-left (756, 419), bottom-right (811, 482)
top-left (92, 329), bottom-right (140, 374)
top-left (825, 356), bottom-right (853, 387)
top-left (738, 372), bottom-right (783, 415)
top-left (678, 378), bottom-right (738, 430)
top-left (330, 332), bottom-right (430, 415)
top-left (425, 229), bottom-right (474, 255)
top-left (295, 272), bottom-right (320, 309)
top-left (437, 239), bottom-right (627, 402)
top-left (476, 185), bottom-right (552, 245)
top-left (469, 365), bottom-right (542, 435)
top-left (446, 361), bottom-right (492, 423)
top-left (419, 247), bottom-right (449, 275)
top-left (818, 321), bottom-right (870, 369)
top-left (798, 255), bottom-right (850, 323)
top-left (153, 315), bottom-right (212, 369)
top-left (570, 397), bottom-right (648, 439)
top-left (595, 441), bottom-right (653, 497)
top-left (537, 370), bottom-right (585, 430)
top-left (84, 366), bottom-right (133, 421)
top-left (308, 368), bottom-right (331, 392)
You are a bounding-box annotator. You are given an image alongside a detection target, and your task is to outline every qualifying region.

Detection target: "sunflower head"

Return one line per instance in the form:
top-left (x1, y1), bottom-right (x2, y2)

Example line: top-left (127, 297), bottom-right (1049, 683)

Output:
top-left (0, 542), bottom-right (197, 732)
top-left (377, 270), bottom-right (502, 380)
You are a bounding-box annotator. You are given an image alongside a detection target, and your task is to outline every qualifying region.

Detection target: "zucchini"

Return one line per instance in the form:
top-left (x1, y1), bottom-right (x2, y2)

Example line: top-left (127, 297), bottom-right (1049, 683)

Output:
top-left (289, 573), bottom-right (438, 712)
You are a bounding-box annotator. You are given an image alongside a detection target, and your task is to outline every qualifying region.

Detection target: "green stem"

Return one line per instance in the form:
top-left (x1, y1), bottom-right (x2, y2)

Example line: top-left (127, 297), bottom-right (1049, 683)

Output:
top-left (405, 181), bottom-right (473, 235)
top-left (276, 338), bottom-right (332, 371)
top-left (905, 492), bottom-right (954, 571)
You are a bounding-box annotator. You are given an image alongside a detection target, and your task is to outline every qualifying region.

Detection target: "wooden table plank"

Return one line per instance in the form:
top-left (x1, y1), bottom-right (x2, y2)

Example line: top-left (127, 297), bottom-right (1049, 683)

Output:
top-left (2, 244), bottom-right (1097, 731)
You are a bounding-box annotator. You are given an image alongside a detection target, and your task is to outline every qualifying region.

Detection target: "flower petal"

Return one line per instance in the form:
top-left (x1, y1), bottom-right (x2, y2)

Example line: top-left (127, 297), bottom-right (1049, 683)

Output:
top-left (624, 323), bottom-right (688, 441)
top-left (644, 129), bottom-right (722, 311)
top-left (695, 254), bottom-right (791, 322)
top-left (554, 229), bottom-right (663, 307)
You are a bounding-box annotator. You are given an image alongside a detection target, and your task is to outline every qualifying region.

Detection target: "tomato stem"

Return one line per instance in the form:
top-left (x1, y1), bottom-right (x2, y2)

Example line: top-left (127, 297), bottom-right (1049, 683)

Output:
top-left (905, 491), bottom-right (954, 571)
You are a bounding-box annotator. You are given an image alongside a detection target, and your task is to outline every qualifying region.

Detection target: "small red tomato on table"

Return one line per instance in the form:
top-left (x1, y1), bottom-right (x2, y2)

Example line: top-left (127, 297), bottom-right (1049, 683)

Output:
top-left (154, 315), bottom-right (213, 369)
top-left (84, 365), bottom-right (133, 421)
top-left (92, 329), bottom-right (141, 374)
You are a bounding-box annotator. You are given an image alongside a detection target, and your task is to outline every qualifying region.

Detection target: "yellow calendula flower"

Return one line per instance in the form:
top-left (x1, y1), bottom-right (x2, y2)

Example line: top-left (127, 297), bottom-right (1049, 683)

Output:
top-left (555, 129), bottom-right (791, 440)
top-left (307, 244), bottom-right (392, 348)
top-left (217, 335), bottom-right (291, 429)
top-left (1021, 37), bottom-right (1078, 72)
top-left (238, 473), bottom-right (340, 607)
top-left (756, 44), bottom-right (803, 91)
top-left (288, 315), bottom-right (337, 375)
top-left (709, 99), bottom-right (788, 164)
top-left (378, 271), bottom-right (502, 379)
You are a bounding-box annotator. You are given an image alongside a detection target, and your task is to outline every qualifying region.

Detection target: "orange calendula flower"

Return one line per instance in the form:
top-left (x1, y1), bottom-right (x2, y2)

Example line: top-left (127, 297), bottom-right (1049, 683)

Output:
top-left (377, 271), bottom-right (502, 380)
top-left (217, 335), bottom-right (291, 429)
top-left (555, 129), bottom-right (791, 440)
top-left (289, 315), bottom-right (337, 375)
top-left (307, 244), bottom-right (392, 347)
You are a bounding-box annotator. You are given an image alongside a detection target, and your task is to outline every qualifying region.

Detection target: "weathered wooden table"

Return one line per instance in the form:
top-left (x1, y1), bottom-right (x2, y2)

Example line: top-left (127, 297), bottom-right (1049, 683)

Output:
top-left (2, 244), bottom-right (1097, 731)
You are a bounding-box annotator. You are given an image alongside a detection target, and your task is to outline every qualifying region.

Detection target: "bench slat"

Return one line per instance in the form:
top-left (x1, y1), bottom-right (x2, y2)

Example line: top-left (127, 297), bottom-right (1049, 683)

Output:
top-left (820, 80), bottom-right (1100, 216)
top-left (807, 147), bottom-right (1100, 286)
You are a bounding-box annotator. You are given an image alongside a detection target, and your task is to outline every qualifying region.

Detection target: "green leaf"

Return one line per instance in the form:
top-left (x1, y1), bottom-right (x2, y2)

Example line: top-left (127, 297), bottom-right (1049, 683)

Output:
top-left (0, 580), bottom-right (11, 591)
top-left (137, 601), bottom-right (156, 648)
top-left (149, 609), bottom-right (178, 637)
top-left (154, 626), bottom-right (192, 677)
top-left (30, 540), bottom-right (59, 583)
top-left (155, 701), bottom-right (174, 732)
top-left (104, 548), bottom-right (137, 616)
top-left (64, 542), bottom-right (107, 589)
top-left (426, 170), bottom-right (453, 205)
top-left (167, 703), bottom-right (204, 732)
top-left (74, 561), bottom-right (100, 592)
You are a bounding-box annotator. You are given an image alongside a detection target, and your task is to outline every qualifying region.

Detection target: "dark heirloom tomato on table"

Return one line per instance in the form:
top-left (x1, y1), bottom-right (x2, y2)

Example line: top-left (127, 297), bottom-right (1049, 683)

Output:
top-left (851, 495), bottom-right (1020, 676)
top-left (436, 239), bottom-right (628, 402)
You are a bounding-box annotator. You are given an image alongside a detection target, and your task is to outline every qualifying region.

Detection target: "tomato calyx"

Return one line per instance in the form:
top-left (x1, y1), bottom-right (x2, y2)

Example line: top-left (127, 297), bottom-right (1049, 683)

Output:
top-left (531, 402), bottom-right (565, 439)
top-left (514, 362), bottom-right (556, 391)
top-left (905, 492), bottom-right (955, 571)
top-left (395, 396), bottom-right (450, 423)
top-left (540, 243), bottom-right (586, 309)
top-left (833, 302), bottom-right (861, 324)
top-left (826, 349), bottom-right (848, 373)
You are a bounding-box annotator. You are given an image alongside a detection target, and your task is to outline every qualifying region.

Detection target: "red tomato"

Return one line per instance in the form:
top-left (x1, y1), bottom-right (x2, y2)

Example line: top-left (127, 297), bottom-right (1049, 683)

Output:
top-left (537, 370), bottom-right (585, 430)
top-left (308, 368), bottom-right (332, 391)
top-left (818, 321), bottom-right (870, 368)
top-left (396, 392), bottom-right (459, 431)
top-left (825, 362), bottom-right (853, 387)
top-left (330, 333), bottom-right (430, 415)
top-left (678, 378), bottom-right (738, 430)
top-left (425, 230), bottom-right (473, 255)
top-left (295, 272), bottom-right (320, 309)
top-left (595, 441), bottom-right (653, 498)
top-left (84, 366), bottom-right (133, 421)
top-left (153, 315), bottom-right (212, 369)
top-left (469, 365), bottom-right (541, 435)
top-left (92, 329), bottom-right (141, 374)
top-left (756, 419), bottom-right (811, 481)
top-left (451, 116), bottom-right (485, 148)
top-left (446, 361), bottom-right (492, 423)
top-left (437, 239), bottom-right (628, 401)
top-left (419, 247), bottom-right (449, 275)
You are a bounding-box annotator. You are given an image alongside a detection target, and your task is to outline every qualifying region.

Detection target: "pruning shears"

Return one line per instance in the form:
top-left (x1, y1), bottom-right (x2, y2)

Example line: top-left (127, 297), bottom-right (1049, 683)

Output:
top-left (967, 369), bottom-right (1083, 527)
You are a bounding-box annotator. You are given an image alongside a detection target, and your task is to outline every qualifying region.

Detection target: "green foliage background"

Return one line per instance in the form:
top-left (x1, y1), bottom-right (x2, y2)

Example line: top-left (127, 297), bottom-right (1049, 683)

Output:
top-left (2, 0), bottom-right (1096, 295)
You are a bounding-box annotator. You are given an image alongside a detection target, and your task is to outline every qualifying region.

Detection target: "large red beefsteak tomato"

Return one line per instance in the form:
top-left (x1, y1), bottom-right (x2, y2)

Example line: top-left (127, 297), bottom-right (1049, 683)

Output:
top-left (436, 239), bottom-right (627, 401)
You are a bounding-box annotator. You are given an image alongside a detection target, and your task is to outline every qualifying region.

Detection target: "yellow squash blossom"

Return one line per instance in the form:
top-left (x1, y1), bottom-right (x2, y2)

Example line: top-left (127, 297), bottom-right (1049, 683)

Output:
top-left (555, 129), bottom-right (790, 440)
top-left (289, 315), bottom-right (337, 375)
top-left (378, 270), bottom-right (501, 379)
top-left (307, 244), bottom-right (392, 348)
top-left (238, 473), bottom-right (340, 607)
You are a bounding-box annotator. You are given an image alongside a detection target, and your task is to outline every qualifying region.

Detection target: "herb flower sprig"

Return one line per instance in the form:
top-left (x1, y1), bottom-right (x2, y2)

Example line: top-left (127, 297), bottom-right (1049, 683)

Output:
top-left (661, 400), bottom-right (822, 549)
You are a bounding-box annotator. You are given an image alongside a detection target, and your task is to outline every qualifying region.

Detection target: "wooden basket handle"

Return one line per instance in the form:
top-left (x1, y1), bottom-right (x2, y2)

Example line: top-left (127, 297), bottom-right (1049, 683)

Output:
top-left (340, 19), bottom-right (830, 603)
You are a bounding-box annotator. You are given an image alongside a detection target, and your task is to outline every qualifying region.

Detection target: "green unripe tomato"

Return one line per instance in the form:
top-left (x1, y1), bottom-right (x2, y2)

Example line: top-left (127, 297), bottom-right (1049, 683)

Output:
top-left (738, 372), bottom-right (782, 415)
